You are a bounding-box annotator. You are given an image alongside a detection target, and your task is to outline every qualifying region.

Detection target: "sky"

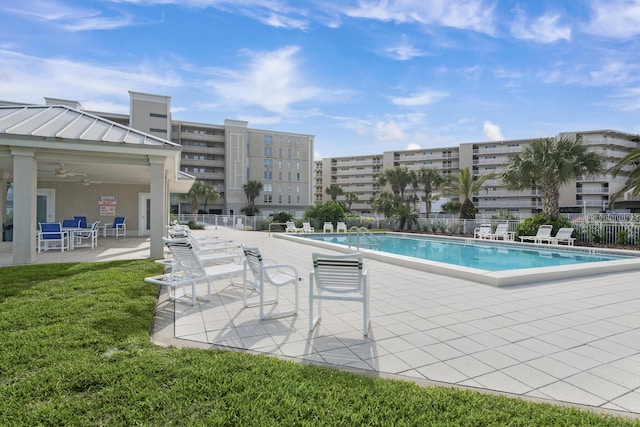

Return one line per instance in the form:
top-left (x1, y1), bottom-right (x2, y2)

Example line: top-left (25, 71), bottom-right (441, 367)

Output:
top-left (1, 1), bottom-right (640, 160)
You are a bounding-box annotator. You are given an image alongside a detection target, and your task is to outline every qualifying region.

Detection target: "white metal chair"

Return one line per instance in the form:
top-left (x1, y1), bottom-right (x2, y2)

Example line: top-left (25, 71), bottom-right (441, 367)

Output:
top-left (309, 252), bottom-right (370, 336)
top-left (74, 221), bottom-right (101, 249)
top-left (302, 222), bottom-right (315, 233)
top-left (323, 222), bottom-right (334, 233)
top-left (487, 223), bottom-right (511, 240)
top-left (473, 224), bottom-right (492, 239)
top-left (242, 245), bottom-right (300, 320)
top-left (519, 224), bottom-right (553, 244)
top-left (145, 237), bottom-right (243, 305)
top-left (552, 227), bottom-right (576, 245)
top-left (336, 222), bottom-right (347, 233)
top-left (37, 222), bottom-right (69, 252)
top-left (285, 221), bottom-right (302, 233)
top-left (103, 216), bottom-right (126, 237)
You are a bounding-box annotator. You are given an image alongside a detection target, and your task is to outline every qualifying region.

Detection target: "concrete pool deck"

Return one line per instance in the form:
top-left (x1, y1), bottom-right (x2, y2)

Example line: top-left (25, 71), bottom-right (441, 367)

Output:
top-left (2, 228), bottom-right (639, 418)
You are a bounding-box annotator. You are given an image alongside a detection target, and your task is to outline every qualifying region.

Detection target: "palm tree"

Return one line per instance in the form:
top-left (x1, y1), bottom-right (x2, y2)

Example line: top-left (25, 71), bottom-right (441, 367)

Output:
top-left (392, 203), bottom-right (418, 231)
top-left (443, 167), bottom-right (496, 219)
top-left (415, 167), bottom-right (444, 217)
top-left (610, 147), bottom-right (640, 206)
top-left (501, 135), bottom-right (605, 218)
top-left (378, 167), bottom-right (414, 201)
top-left (325, 184), bottom-right (344, 201)
top-left (243, 180), bottom-right (263, 214)
top-left (344, 192), bottom-right (359, 212)
top-left (370, 192), bottom-right (395, 219)
top-left (180, 180), bottom-right (218, 214)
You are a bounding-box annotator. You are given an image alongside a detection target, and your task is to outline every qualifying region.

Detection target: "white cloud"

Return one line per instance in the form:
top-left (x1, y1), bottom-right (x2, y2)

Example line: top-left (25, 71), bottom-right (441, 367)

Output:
top-left (483, 121), bottom-right (504, 140)
top-left (341, 0), bottom-right (496, 35)
top-left (511, 9), bottom-right (571, 43)
top-left (1, 0), bottom-right (139, 31)
top-left (375, 121), bottom-right (405, 141)
top-left (585, 0), bottom-right (640, 38)
top-left (206, 46), bottom-right (331, 114)
top-left (389, 89), bottom-right (449, 106)
top-left (0, 49), bottom-right (182, 105)
top-left (406, 142), bottom-right (421, 150)
top-left (384, 34), bottom-right (429, 60)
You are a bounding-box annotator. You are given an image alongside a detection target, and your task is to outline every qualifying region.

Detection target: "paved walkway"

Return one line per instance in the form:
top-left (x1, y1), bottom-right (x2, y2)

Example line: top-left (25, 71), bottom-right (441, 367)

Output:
top-left (2, 228), bottom-right (640, 419)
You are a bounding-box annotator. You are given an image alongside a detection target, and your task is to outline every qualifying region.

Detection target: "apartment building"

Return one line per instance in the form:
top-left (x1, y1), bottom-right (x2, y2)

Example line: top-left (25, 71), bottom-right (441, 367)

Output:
top-left (316, 130), bottom-right (640, 215)
top-left (48, 91), bottom-right (315, 217)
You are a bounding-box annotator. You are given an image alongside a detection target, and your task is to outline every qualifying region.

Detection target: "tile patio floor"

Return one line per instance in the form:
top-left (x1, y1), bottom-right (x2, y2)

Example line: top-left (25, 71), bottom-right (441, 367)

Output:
top-left (2, 227), bottom-right (639, 419)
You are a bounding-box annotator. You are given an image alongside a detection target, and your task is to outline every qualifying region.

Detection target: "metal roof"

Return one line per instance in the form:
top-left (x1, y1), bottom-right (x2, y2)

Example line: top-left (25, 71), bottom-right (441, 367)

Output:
top-left (0, 104), bottom-right (178, 146)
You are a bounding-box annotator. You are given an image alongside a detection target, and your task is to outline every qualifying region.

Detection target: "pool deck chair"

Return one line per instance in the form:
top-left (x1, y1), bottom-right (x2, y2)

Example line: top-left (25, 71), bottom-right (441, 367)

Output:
top-left (242, 245), bottom-right (300, 320)
top-left (487, 223), bottom-right (512, 240)
top-left (285, 221), bottom-right (302, 233)
top-left (103, 216), bottom-right (126, 238)
top-left (37, 222), bottom-right (69, 252)
top-left (145, 237), bottom-right (243, 305)
top-left (473, 224), bottom-right (493, 239)
top-left (302, 222), bottom-right (315, 233)
top-left (309, 252), bottom-right (370, 336)
top-left (551, 227), bottom-right (576, 246)
top-left (323, 222), bottom-right (334, 233)
top-left (336, 222), bottom-right (347, 233)
top-left (519, 224), bottom-right (553, 244)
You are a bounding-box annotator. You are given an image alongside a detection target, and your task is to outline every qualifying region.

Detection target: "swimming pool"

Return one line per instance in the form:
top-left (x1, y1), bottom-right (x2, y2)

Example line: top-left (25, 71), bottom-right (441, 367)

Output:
top-left (278, 232), bottom-right (640, 287)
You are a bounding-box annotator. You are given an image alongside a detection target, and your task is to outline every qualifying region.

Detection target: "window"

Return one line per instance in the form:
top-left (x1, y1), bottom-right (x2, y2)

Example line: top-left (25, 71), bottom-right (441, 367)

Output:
top-left (296, 150), bottom-right (300, 158)
top-left (296, 173), bottom-right (300, 181)
top-left (288, 184), bottom-right (291, 193)
top-left (278, 195), bottom-right (282, 203)
top-left (263, 194), bottom-right (272, 203)
top-left (264, 135), bottom-right (273, 144)
top-left (150, 113), bottom-right (167, 118)
top-left (287, 161), bottom-right (291, 169)
top-left (288, 195), bottom-right (291, 203)
top-left (264, 183), bottom-right (273, 192)
top-left (264, 147), bottom-right (273, 156)
top-left (264, 159), bottom-right (273, 168)
top-left (278, 171), bottom-right (282, 180)
top-left (296, 185), bottom-right (300, 193)
top-left (296, 139), bottom-right (300, 147)
top-left (278, 160), bottom-right (282, 169)
top-left (149, 128), bottom-right (167, 133)
top-left (288, 172), bottom-right (291, 181)
top-left (296, 162), bottom-right (300, 170)
top-left (264, 171), bottom-right (272, 179)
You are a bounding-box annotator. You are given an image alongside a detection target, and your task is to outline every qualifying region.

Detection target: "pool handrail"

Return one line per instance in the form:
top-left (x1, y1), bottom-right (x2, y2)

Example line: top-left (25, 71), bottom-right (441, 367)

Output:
top-left (348, 226), bottom-right (380, 251)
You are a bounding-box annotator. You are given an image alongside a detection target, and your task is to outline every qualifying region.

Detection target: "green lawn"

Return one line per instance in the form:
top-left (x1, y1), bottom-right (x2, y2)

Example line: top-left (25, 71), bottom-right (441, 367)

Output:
top-left (1, 260), bottom-right (637, 426)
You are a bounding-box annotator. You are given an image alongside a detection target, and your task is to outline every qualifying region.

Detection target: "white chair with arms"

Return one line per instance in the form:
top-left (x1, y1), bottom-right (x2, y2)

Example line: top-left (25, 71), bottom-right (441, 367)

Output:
top-left (103, 216), bottom-right (126, 237)
top-left (74, 221), bottom-right (101, 249)
top-left (37, 222), bottom-right (69, 252)
top-left (242, 245), bottom-right (300, 320)
top-left (309, 252), bottom-right (370, 336)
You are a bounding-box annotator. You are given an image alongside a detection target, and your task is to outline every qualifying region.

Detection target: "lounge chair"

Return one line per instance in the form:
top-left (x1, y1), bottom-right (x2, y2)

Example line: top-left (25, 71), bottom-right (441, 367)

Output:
top-left (519, 224), bottom-right (553, 244)
top-left (486, 223), bottom-right (512, 240)
top-left (309, 252), bottom-right (370, 336)
top-left (552, 227), bottom-right (576, 246)
top-left (302, 222), bottom-right (315, 233)
top-left (336, 222), bottom-right (347, 233)
top-left (242, 245), bottom-right (300, 320)
top-left (37, 222), bottom-right (69, 252)
top-left (285, 221), bottom-right (302, 233)
top-left (103, 216), bottom-right (126, 238)
top-left (145, 237), bottom-right (244, 305)
top-left (323, 222), bottom-right (334, 233)
top-left (473, 224), bottom-right (493, 239)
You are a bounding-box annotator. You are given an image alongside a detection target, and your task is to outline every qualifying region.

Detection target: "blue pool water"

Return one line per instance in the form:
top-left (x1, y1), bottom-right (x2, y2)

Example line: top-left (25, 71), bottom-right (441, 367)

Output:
top-left (304, 234), bottom-right (631, 272)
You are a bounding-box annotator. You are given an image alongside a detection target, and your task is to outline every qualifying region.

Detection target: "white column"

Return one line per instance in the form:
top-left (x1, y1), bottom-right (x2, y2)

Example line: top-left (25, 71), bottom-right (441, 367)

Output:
top-left (11, 148), bottom-right (37, 264)
top-left (149, 156), bottom-right (167, 259)
top-left (0, 172), bottom-right (8, 228)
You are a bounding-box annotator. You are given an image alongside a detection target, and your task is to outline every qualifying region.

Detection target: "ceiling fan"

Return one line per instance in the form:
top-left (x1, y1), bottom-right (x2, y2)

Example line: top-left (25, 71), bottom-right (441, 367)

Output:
top-left (54, 163), bottom-right (84, 178)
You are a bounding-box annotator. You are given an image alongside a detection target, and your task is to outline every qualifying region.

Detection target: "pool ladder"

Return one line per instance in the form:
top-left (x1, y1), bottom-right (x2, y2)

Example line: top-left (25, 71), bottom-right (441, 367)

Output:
top-left (347, 226), bottom-right (381, 251)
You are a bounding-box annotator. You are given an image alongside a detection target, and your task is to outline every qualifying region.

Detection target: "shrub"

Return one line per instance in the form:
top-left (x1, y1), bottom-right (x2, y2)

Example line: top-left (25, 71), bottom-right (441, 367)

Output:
top-left (515, 214), bottom-right (572, 239)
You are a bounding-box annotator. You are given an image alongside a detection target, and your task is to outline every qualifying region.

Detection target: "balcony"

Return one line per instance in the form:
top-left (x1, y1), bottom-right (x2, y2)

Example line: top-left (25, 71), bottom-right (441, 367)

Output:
top-left (180, 145), bottom-right (226, 155)
top-left (179, 131), bottom-right (225, 142)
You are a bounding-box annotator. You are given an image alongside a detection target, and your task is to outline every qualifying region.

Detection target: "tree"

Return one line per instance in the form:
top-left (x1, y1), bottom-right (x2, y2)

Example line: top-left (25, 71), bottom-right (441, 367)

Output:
top-left (180, 180), bottom-right (218, 214)
top-left (325, 184), bottom-right (344, 201)
top-left (415, 167), bottom-right (444, 217)
top-left (501, 135), bottom-right (605, 218)
top-left (610, 147), bottom-right (640, 206)
top-left (443, 167), bottom-right (496, 219)
top-left (344, 192), bottom-right (359, 212)
top-left (392, 203), bottom-right (418, 231)
top-left (370, 192), bottom-right (395, 219)
top-left (242, 180), bottom-right (263, 215)
top-left (378, 167), bottom-right (414, 201)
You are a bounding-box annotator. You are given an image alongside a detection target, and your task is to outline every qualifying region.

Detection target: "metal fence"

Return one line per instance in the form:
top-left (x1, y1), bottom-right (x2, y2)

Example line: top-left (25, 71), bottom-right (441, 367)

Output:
top-left (173, 213), bottom-right (640, 246)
